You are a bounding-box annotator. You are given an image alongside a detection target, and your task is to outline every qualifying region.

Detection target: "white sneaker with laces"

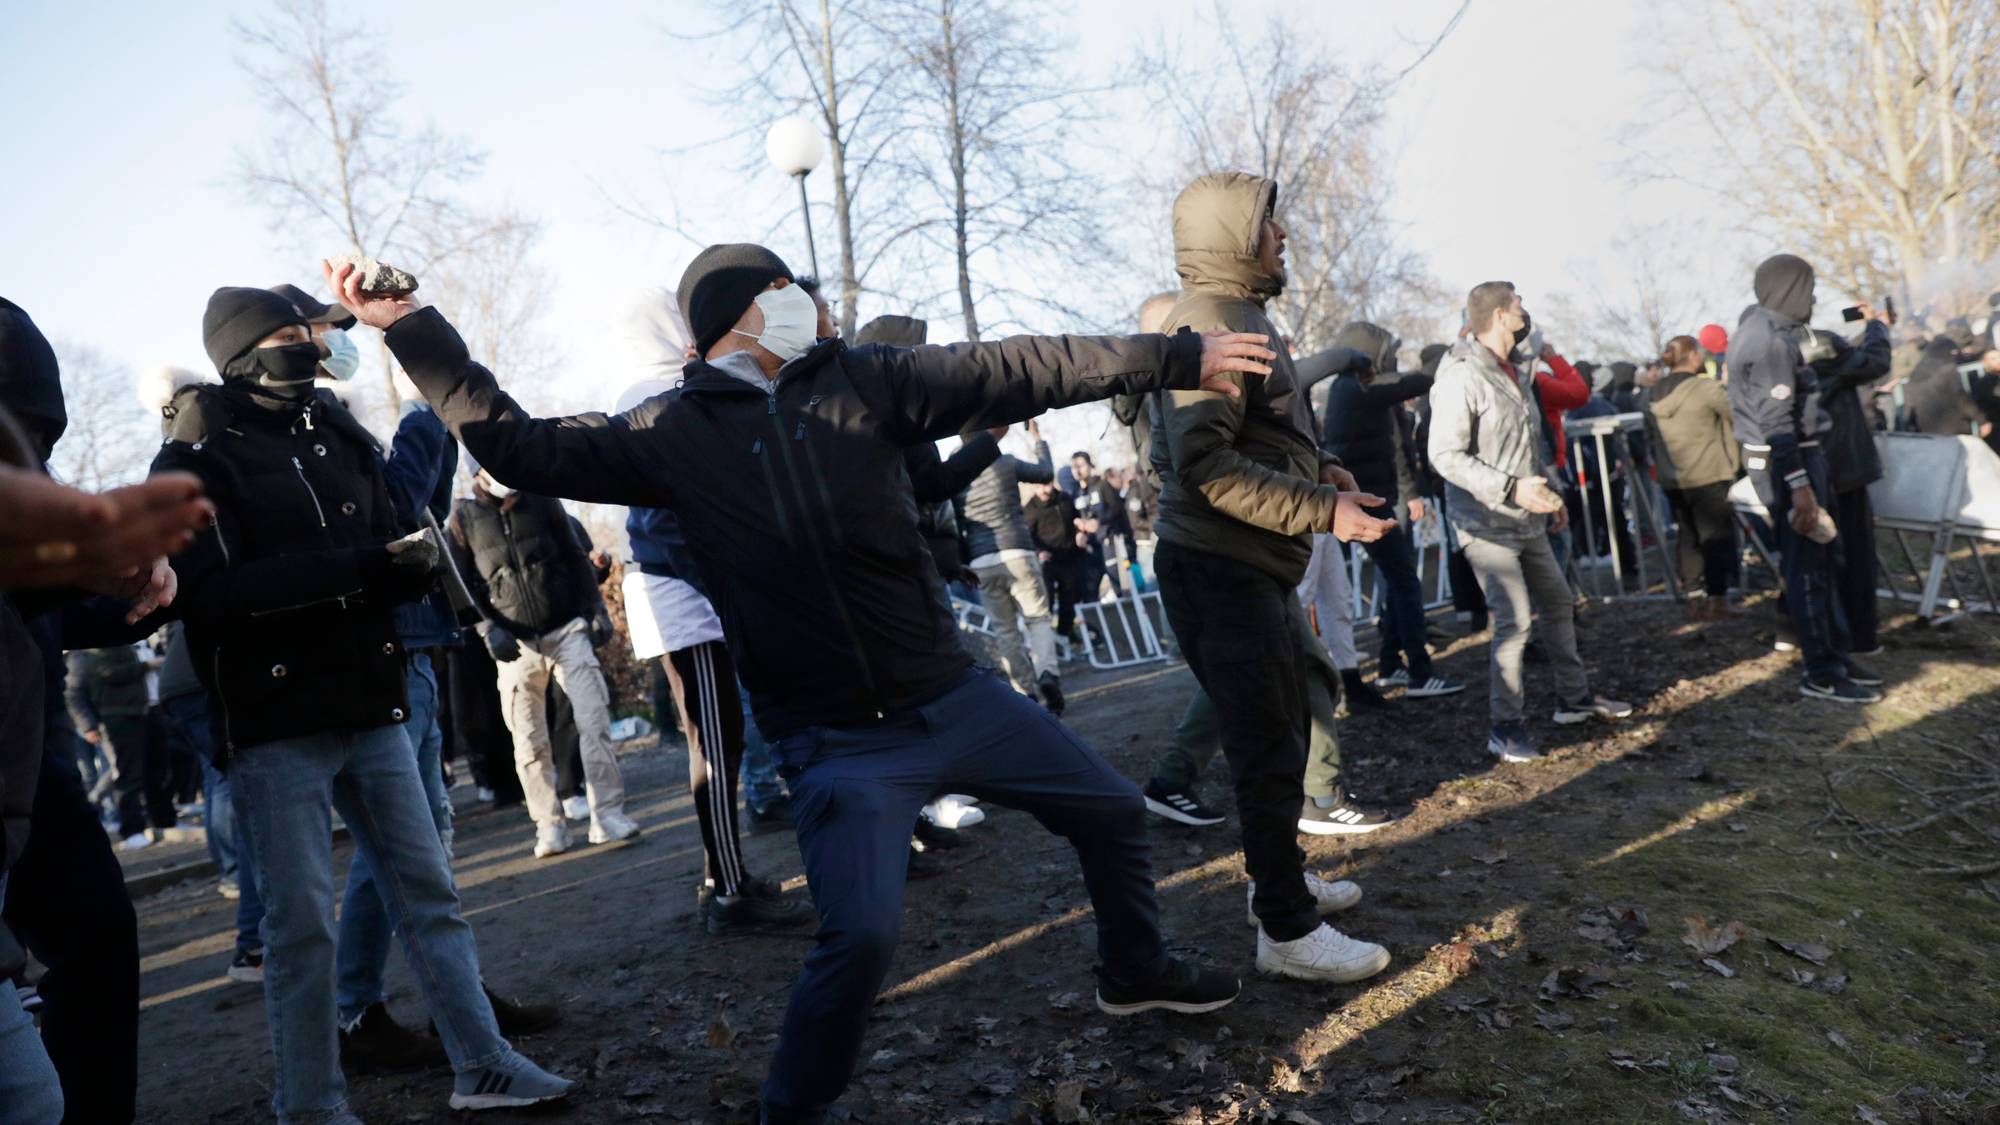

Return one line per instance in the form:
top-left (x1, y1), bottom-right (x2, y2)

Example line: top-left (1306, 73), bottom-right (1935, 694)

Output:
top-left (532, 821), bottom-right (571, 859)
top-left (1405, 675), bottom-right (1466, 698)
top-left (921, 795), bottom-right (986, 830)
top-left (561, 795), bottom-right (590, 821)
top-left (1255, 922), bottom-right (1391, 983)
top-left (588, 810), bottom-right (642, 845)
top-left (119, 832), bottom-right (151, 851)
top-left (1245, 873), bottom-right (1362, 926)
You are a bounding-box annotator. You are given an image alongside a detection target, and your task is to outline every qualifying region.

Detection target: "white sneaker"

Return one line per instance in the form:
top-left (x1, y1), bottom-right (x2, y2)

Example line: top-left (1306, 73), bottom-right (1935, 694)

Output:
top-left (119, 832), bottom-right (151, 851)
top-left (476, 786), bottom-right (496, 803)
top-left (921, 795), bottom-right (986, 830)
top-left (588, 810), bottom-right (642, 845)
top-left (532, 822), bottom-right (571, 859)
top-left (1245, 874), bottom-right (1362, 926)
top-left (1255, 922), bottom-right (1391, 983)
top-left (562, 795), bottom-right (590, 821)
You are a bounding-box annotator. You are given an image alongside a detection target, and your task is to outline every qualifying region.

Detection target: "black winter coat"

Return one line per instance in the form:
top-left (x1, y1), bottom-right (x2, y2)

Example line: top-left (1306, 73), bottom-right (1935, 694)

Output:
top-left (389, 308), bottom-right (1201, 738)
top-left (1811, 321), bottom-right (1891, 494)
top-left (449, 492), bottom-right (600, 639)
top-left (149, 385), bottom-right (433, 752)
top-left (1320, 373), bottom-right (1431, 504)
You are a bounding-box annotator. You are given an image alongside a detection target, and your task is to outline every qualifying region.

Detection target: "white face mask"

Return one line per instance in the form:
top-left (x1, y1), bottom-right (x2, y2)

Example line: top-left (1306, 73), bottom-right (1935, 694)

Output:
top-left (318, 328), bottom-right (361, 381)
top-left (732, 285), bottom-right (819, 363)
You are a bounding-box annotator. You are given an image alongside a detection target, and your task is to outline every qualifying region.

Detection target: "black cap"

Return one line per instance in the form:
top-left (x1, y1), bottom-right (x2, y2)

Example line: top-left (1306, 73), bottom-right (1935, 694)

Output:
top-left (268, 283), bottom-right (356, 329)
top-left (204, 287), bottom-right (308, 373)
top-left (677, 243), bottom-right (792, 359)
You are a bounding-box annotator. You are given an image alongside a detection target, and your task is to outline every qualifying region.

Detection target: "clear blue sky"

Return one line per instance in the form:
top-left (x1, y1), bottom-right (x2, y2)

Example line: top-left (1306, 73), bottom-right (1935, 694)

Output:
top-left (1, 0), bottom-right (1766, 419)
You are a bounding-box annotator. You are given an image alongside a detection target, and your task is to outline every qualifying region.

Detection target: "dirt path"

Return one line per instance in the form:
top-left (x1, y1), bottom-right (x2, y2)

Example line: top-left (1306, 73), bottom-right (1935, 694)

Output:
top-left (129, 597), bottom-right (2000, 1123)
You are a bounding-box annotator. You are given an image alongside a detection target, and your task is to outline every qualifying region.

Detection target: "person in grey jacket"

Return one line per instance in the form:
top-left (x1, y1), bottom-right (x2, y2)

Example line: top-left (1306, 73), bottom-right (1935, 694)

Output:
top-left (1427, 281), bottom-right (1633, 762)
top-left (960, 416), bottom-right (1065, 713)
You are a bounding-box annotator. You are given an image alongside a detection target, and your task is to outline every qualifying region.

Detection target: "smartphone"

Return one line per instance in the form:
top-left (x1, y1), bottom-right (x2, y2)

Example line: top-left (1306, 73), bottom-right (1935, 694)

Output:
top-left (1841, 306), bottom-right (1864, 322)
top-left (1884, 295), bottom-right (1896, 323)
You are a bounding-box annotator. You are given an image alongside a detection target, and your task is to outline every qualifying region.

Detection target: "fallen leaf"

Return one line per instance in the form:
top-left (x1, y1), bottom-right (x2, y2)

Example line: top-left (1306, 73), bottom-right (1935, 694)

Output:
top-left (1541, 966), bottom-right (1614, 999)
top-left (1855, 1105), bottom-right (1888, 1125)
top-left (1817, 974), bottom-right (1849, 995)
top-left (1706, 1053), bottom-right (1739, 1074)
top-left (1169, 1038), bottom-right (1215, 1074)
top-left (1435, 941), bottom-right (1479, 976)
top-left (1050, 1081), bottom-right (1088, 1123)
top-left (1767, 937), bottom-right (1832, 966)
top-left (1682, 915), bottom-right (1748, 957)
top-left (1472, 845), bottom-right (1509, 865)
top-left (1534, 1008), bottom-right (1577, 1031)
top-left (1577, 923), bottom-right (1618, 943)
top-left (1789, 969), bottom-right (1816, 986)
top-left (1047, 991), bottom-right (1081, 1012)
top-left (706, 1010), bottom-right (737, 1049)
top-left (1613, 907), bottom-right (1650, 943)
top-left (1606, 1049), bottom-right (1642, 1070)
top-left (1700, 958), bottom-right (1735, 978)
top-left (1665, 978), bottom-right (1691, 992)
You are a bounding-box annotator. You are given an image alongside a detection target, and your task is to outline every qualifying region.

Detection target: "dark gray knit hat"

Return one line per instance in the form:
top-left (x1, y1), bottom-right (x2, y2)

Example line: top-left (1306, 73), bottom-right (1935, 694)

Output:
top-left (203, 287), bottom-right (307, 373)
top-left (677, 243), bottom-right (793, 359)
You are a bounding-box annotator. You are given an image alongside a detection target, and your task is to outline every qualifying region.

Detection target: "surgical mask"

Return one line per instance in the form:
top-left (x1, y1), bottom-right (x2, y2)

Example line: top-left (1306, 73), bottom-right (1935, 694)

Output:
top-left (731, 285), bottom-right (819, 363)
top-left (319, 328), bottom-right (360, 381)
top-left (252, 343), bottom-right (324, 397)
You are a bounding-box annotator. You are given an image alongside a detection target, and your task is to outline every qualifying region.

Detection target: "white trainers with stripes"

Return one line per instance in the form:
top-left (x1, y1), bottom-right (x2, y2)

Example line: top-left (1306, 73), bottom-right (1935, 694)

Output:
top-left (1245, 873), bottom-right (1362, 926)
top-left (1404, 674), bottom-right (1466, 698)
top-left (449, 1050), bottom-right (574, 1110)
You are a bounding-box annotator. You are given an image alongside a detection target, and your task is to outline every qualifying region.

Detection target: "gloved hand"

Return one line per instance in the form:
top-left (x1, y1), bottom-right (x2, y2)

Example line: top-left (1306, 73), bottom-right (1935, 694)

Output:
top-left (483, 625), bottom-right (521, 664)
top-left (386, 531), bottom-right (439, 573)
top-left (587, 606), bottom-right (615, 647)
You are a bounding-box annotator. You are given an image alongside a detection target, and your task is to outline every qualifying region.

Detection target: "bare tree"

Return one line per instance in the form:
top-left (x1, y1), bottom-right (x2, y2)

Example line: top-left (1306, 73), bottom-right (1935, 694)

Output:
top-left (47, 343), bottom-right (153, 493)
top-left (420, 211), bottom-right (563, 406)
top-left (1649, 0), bottom-right (2000, 321)
top-left (1549, 222), bottom-right (1714, 361)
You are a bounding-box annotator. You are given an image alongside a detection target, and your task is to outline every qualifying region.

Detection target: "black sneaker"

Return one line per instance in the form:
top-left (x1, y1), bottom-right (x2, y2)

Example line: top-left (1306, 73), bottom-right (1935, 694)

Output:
top-left (906, 840), bottom-right (947, 879)
top-left (1142, 779), bottom-right (1226, 827)
top-left (340, 1002), bottom-right (448, 1074)
top-left (1801, 676), bottom-right (1881, 705)
top-left (1038, 671), bottom-right (1066, 716)
top-left (485, 985), bottom-right (561, 1036)
top-left (1297, 792), bottom-right (1393, 836)
top-left (706, 877), bottom-right (812, 934)
top-left (1487, 722), bottom-right (1542, 763)
top-left (1095, 957), bottom-right (1240, 1016)
top-left (1843, 660), bottom-right (1884, 687)
top-left (1850, 644), bottom-right (1885, 658)
top-left (747, 796), bottom-right (794, 834)
top-left (226, 948), bottom-right (264, 984)
top-left (1339, 669), bottom-right (1391, 712)
top-left (912, 817), bottom-right (964, 850)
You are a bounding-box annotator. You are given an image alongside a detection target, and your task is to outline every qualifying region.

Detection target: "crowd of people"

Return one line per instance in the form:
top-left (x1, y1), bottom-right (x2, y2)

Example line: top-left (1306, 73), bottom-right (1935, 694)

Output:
top-left (0, 158), bottom-right (1994, 1125)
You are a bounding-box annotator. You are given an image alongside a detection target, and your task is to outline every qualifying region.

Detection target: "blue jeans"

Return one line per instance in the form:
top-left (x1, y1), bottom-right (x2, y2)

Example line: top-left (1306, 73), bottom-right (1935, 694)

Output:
top-left (738, 682), bottom-right (785, 814)
top-left (760, 672), bottom-right (1167, 1121)
top-left (161, 692), bottom-right (232, 877)
top-left (232, 722), bottom-right (507, 1122)
top-left (1362, 519), bottom-right (1434, 680)
top-left (0, 878), bottom-right (64, 1125)
top-left (336, 654), bottom-right (451, 1023)
top-left (1751, 448), bottom-right (1850, 681)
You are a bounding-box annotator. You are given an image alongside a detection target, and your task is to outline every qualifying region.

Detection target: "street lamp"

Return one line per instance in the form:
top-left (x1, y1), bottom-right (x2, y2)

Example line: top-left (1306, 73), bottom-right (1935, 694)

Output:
top-left (765, 117), bottom-right (825, 278)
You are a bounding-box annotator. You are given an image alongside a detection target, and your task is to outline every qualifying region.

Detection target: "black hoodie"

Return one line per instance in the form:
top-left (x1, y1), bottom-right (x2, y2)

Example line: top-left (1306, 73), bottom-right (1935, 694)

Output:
top-left (1318, 322), bottom-right (1429, 505)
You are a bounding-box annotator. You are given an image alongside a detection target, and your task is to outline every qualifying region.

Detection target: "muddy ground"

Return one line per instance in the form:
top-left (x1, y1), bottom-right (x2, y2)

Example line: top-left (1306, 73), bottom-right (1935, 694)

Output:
top-left (128, 595), bottom-right (2000, 1124)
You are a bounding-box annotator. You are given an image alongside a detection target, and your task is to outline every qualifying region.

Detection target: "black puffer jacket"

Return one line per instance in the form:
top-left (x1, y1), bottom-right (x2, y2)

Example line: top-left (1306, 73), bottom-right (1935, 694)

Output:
top-left (149, 385), bottom-right (432, 752)
top-left (449, 490), bottom-right (600, 639)
top-left (390, 307), bottom-right (1202, 738)
top-left (1319, 322), bottom-right (1430, 506)
top-left (1810, 321), bottom-right (1891, 494)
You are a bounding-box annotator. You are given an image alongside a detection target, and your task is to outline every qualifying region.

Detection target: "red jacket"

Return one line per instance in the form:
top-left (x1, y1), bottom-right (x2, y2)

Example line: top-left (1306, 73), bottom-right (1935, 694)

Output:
top-left (1534, 353), bottom-right (1590, 469)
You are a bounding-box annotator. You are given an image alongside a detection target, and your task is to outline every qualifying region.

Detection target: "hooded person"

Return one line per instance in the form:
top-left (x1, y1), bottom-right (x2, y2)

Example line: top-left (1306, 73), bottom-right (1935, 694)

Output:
top-left (1319, 321), bottom-right (1463, 701)
top-left (613, 290), bottom-right (810, 933)
top-left (1726, 253), bottom-right (1878, 703)
top-left (339, 239), bottom-right (1276, 1123)
top-left (1145, 171), bottom-right (1397, 986)
top-left (1805, 307), bottom-right (1894, 653)
top-left (149, 285), bottom-right (575, 1118)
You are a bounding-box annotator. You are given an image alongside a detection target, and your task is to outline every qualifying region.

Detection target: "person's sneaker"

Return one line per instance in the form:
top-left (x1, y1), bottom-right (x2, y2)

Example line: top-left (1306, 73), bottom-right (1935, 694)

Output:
top-left (912, 817), bottom-right (964, 850)
top-left (587, 810), bottom-right (642, 845)
top-left (921, 795), bottom-right (985, 830)
top-left (1297, 792), bottom-right (1392, 836)
top-left (561, 795), bottom-right (590, 822)
top-left (448, 1051), bottom-right (574, 1111)
top-left (1339, 669), bottom-right (1391, 712)
top-left (217, 879), bottom-right (241, 901)
top-left (1487, 722), bottom-right (1542, 763)
top-left (1142, 779), bottom-right (1226, 827)
top-left (119, 832), bottom-right (151, 851)
top-left (706, 877), bottom-right (811, 934)
top-left (1405, 674), bottom-right (1466, 698)
top-left (1094, 957), bottom-right (1240, 1016)
top-left (906, 840), bottom-right (947, 879)
top-left (1376, 667), bottom-right (1412, 689)
top-left (226, 948), bottom-right (264, 984)
top-left (1773, 631), bottom-right (1800, 653)
top-left (476, 786), bottom-right (496, 803)
top-left (1245, 873), bottom-right (1362, 926)
top-left (1038, 671), bottom-right (1066, 716)
top-left (1255, 922), bottom-right (1391, 984)
top-left (1801, 676), bottom-right (1882, 705)
top-left (747, 797), bottom-right (794, 834)
top-left (485, 985), bottom-right (561, 1036)
top-left (532, 821), bottom-right (571, 859)
top-left (1851, 644), bottom-right (1885, 658)
top-left (1843, 660), bottom-right (1884, 686)
top-left (340, 1002), bottom-right (447, 1074)
top-left (1552, 695), bottom-right (1635, 725)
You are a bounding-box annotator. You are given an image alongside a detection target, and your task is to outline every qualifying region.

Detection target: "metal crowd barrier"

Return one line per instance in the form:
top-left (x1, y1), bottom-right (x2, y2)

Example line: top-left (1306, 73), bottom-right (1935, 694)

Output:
top-left (1561, 413), bottom-right (1680, 602)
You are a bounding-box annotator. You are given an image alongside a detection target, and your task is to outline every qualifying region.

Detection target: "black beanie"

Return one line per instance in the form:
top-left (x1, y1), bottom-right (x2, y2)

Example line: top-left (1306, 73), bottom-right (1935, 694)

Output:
top-left (677, 243), bottom-right (792, 359)
top-left (204, 287), bottom-right (308, 374)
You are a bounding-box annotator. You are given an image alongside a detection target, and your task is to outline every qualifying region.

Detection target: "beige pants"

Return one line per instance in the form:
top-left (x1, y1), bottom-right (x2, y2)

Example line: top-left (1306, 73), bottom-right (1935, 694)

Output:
top-left (494, 618), bottom-right (628, 828)
top-left (974, 555), bottom-right (1059, 693)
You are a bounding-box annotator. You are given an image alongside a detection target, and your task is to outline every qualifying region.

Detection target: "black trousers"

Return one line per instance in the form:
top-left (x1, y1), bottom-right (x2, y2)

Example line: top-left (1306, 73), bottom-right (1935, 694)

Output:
top-left (1154, 541), bottom-right (1318, 942)
top-left (1044, 554), bottom-right (1092, 637)
top-left (1666, 481), bottom-right (1737, 597)
top-left (548, 681), bottom-right (585, 800)
top-left (441, 642), bottom-right (524, 806)
top-left (100, 712), bottom-right (176, 838)
top-left (3, 745), bottom-right (140, 1123)
top-left (1833, 487), bottom-right (1880, 652)
top-left (660, 642), bottom-right (748, 894)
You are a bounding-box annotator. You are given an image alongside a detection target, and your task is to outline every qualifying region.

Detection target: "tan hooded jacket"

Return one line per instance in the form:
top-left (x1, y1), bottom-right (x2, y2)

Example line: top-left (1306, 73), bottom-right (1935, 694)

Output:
top-left (1151, 172), bottom-right (1339, 583)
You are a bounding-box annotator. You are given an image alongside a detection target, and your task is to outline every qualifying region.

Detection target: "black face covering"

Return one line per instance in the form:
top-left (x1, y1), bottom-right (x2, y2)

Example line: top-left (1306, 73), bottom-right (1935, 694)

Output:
top-left (1513, 311), bottom-right (1533, 346)
top-left (225, 342), bottom-right (322, 399)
